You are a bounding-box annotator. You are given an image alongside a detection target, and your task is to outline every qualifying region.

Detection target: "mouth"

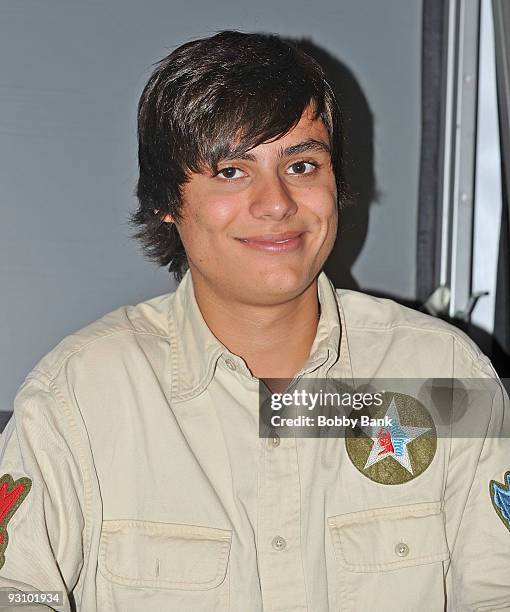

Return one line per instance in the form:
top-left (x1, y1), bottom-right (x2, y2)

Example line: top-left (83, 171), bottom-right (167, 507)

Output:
top-left (235, 231), bottom-right (305, 253)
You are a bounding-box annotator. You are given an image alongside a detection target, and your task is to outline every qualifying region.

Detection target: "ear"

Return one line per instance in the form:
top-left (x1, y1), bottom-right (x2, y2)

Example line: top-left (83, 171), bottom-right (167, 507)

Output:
top-left (155, 209), bottom-right (174, 223)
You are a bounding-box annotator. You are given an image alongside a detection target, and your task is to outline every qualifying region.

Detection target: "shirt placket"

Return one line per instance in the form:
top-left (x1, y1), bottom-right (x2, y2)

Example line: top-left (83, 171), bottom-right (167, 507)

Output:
top-left (257, 430), bottom-right (308, 611)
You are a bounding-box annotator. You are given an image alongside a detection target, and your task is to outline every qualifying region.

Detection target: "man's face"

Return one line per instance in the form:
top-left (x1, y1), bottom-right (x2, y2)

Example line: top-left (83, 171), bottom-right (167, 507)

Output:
top-left (166, 106), bottom-right (338, 306)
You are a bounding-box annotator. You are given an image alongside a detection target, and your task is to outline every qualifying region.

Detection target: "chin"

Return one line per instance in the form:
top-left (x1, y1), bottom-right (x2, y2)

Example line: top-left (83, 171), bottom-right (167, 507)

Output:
top-left (254, 266), bottom-right (313, 300)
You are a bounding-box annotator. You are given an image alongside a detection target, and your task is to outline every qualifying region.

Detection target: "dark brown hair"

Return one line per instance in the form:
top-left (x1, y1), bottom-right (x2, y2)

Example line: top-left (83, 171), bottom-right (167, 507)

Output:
top-left (129, 30), bottom-right (346, 281)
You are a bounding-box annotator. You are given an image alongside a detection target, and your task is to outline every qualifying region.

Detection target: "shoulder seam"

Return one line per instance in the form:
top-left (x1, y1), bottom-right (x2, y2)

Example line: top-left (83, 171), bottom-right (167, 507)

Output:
top-left (452, 333), bottom-right (483, 364)
top-left (15, 371), bottom-right (95, 578)
top-left (47, 377), bottom-right (94, 583)
top-left (32, 328), bottom-right (170, 383)
top-left (346, 322), bottom-right (482, 361)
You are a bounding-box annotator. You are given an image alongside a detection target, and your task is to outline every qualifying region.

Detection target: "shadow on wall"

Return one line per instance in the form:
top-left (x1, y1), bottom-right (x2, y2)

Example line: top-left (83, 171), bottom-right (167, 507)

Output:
top-left (287, 38), bottom-right (377, 293)
top-left (290, 39), bottom-right (420, 310)
top-left (289, 39), bottom-right (510, 377)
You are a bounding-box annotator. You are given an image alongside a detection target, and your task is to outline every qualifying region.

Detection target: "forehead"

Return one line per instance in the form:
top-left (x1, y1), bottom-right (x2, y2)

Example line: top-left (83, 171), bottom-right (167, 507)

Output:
top-left (256, 111), bottom-right (328, 153)
top-left (219, 109), bottom-right (331, 164)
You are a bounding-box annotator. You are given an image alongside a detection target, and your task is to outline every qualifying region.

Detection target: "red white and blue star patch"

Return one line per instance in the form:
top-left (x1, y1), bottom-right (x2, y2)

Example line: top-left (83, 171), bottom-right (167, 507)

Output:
top-left (345, 393), bottom-right (437, 485)
top-left (0, 474), bottom-right (32, 569)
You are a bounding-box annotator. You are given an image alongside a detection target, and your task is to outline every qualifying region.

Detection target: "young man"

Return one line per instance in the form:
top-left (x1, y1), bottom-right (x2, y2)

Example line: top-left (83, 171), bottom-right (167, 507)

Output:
top-left (0, 30), bottom-right (509, 611)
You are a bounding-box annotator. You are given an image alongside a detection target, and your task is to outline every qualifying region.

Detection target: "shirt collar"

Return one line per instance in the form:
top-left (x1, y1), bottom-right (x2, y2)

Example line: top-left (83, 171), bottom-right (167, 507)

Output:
top-left (168, 269), bottom-right (347, 401)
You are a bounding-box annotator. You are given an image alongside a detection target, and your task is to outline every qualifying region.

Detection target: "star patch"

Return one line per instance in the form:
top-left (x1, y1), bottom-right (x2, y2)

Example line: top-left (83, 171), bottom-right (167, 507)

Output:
top-left (0, 474), bottom-right (32, 569)
top-left (345, 392), bottom-right (437, 485)
top-left (489, 471), bottom-right (510, 533)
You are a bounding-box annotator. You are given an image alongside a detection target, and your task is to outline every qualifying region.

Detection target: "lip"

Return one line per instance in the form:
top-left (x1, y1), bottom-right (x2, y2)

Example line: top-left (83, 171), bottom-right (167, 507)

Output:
top-left (235, 231), bottom-right (305, 253)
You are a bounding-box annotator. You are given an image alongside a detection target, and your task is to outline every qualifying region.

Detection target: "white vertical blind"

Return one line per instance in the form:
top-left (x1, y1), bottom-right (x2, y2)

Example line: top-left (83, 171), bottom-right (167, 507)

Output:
top-left (472, 0), bottom-right (502, 334)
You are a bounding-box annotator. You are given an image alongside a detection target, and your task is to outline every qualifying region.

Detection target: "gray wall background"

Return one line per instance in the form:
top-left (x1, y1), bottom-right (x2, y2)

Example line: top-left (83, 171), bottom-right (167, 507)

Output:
top-left (0, 0), bottom-right (422, 412)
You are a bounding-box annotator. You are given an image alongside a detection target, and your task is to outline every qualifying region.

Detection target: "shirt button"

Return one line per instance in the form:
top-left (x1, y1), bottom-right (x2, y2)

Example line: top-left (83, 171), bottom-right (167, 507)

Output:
top-left (272, 535), bottom-right (287, 551)
top-left (395, 542), bottom-right (409, 557)
top-left (269, 433), bottom-right (280, 448)
top-left (224, 358), bottom-right (236, 371)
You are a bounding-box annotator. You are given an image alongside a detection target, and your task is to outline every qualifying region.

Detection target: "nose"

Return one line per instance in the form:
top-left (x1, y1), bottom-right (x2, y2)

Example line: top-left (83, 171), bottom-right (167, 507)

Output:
top-left (248, 173), bottom-right (298, 221)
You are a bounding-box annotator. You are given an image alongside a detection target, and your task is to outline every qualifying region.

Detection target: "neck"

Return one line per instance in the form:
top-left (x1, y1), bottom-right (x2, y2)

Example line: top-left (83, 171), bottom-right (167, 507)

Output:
top-left (190, 273), bottom-right (320, 380)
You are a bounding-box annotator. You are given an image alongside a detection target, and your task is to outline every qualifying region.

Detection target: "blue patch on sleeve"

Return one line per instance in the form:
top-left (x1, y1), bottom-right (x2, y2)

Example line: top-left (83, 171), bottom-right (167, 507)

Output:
top-left (490, 471), bottom-right (510, 533)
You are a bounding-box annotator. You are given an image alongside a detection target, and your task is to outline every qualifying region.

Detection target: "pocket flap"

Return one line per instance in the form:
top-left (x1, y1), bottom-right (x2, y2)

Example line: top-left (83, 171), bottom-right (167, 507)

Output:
top-left (328, 501), bottom-right (449, 572)
top-left (99, 520), bottom-right (232, 590)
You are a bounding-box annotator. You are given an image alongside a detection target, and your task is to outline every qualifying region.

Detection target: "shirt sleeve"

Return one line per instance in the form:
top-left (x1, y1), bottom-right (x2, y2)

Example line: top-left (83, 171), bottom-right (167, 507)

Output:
top-left (0, 372), bottom-right (86, 611)
top-left (446, 357), bottom-right (510, 611)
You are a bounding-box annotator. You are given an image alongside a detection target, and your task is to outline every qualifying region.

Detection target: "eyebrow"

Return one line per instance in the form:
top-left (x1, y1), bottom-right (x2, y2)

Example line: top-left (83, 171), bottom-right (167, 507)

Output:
top-left (218, 138), bottom-right (331, 164)
top-left (279, 139), bottom-right (331, 158)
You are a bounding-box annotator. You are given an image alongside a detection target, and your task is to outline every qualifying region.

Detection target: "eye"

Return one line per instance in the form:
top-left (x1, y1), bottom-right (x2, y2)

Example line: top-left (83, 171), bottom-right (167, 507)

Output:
top-left (216, 167), bottom-right (246, 180)
top-left (287, 161), bottom-right (318, 175)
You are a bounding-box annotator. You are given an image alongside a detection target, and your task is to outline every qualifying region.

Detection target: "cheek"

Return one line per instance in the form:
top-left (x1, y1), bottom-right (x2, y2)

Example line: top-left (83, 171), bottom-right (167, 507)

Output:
top-left (204, 198), bottom-right (239, 229)
top-left (178, 197), bottom-right (239, 246)
top-left (301, 186), bottom-right (337, 223)
top-left (309, 191), bottom-right (338, 251)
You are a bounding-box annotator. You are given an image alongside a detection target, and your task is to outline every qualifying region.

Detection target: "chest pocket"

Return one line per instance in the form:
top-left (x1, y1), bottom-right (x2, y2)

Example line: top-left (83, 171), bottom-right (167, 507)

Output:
top-left (98, 520), bottom-right (232, 612)
top-left (327, 501), bottom-right (450, 612)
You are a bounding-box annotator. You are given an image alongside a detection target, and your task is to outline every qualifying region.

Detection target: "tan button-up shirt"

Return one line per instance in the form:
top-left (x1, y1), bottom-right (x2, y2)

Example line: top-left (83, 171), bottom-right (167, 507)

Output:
top-left (0, 271), bottom-right (509, 611)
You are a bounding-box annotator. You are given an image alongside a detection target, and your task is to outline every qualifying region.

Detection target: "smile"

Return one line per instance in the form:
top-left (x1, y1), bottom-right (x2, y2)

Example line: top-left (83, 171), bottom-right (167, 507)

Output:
top-left (236, 232), bottom-right (305, 253)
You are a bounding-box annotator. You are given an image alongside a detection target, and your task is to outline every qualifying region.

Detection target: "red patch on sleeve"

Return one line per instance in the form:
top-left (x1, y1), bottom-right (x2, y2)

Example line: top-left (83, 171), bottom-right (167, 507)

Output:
top-left (0, 474), bottom-right (32, 569)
